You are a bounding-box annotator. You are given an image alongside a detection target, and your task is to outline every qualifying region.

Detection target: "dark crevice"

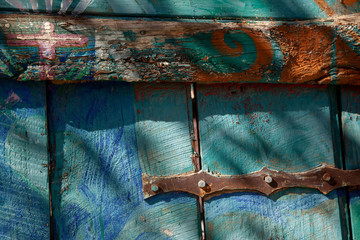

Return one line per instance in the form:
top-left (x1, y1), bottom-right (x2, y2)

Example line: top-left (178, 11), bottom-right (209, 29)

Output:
top-left (0, 9), bottom-right (332, 22)
top-left (190, 83), bottom-right (206, 240)
top-left (328, 85), bottom-right (353, 240)
top-left (45, 81), bottom-right (54, 240)
top-left (336, 86), bottom-right (354, 240)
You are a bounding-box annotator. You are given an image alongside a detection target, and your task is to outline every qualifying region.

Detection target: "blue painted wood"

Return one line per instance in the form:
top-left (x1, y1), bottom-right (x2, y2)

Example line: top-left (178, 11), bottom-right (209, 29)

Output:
top-left (197, 84), bottom-right (344, 239)
top-left (0, 80), bottom-right (49, 239)
top-left (206, 190), bottom-right (343, 239)
top-left (48, 82), bottom-right (201, 239)
top-left (341, 86), bottom-right (360, 239)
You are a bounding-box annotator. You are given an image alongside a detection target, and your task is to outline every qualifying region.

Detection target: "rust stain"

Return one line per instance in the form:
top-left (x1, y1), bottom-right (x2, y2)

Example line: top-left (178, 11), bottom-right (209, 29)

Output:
top-left (142, 164), bottom-right (360, 199)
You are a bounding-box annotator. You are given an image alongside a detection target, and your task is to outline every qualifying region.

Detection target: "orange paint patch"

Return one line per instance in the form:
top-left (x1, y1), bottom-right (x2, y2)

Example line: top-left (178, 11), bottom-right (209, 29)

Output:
top-left (336, 35), bottom-right (360, 85)
top-left (211, 30), bottom-right (243, 57)
top-left (342, 0), bottom-right (359, 5)
top-left (271, 25), bottom-right (333, 84)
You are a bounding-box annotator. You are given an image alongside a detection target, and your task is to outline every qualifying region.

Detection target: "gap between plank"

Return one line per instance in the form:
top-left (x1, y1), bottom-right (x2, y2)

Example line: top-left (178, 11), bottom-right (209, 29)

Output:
top-left (45, 81), bottom-right (54, 240)
top-left (328, 85), bottom-right (353, 240)
top-left (190, 83), bottom-right (207, 240)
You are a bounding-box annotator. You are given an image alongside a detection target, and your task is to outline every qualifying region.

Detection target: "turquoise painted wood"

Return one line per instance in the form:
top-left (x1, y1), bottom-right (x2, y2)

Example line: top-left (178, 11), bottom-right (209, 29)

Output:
top-left (197, 84), bottom-right (345, 239)
top-left (341, 86), bottom-right (360, 240)
top-left (48, 82), bottom-right (201, 239)
top-left (0, 80), bottom-right (49, 239)
top-left (134, 83), bottom-right (194, 176)
top-left (0, 0), bottom-right (359, 19)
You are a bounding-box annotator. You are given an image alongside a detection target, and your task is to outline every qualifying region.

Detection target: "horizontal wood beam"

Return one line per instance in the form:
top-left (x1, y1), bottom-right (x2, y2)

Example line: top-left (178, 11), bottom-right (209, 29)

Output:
top-left (1, 13), bottom-right (360, 84)
top-left (0, 0), bottom-right (359, 20)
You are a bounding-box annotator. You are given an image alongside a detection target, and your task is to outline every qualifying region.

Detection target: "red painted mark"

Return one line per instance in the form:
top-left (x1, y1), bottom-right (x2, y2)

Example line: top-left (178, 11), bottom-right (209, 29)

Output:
top-left (6, 22), bottom-right (88, 60)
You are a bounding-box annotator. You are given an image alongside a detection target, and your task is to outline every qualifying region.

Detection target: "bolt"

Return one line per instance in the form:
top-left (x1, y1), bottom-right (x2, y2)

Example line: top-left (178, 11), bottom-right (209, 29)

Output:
top-left (151, 185), bottom-right (159, 192)
top-left (322, 173), bottom-right (332, 182)
top-left (264, 175), bottom-right (273, 184)
top-left (198, 180), bottom-right (206, 188)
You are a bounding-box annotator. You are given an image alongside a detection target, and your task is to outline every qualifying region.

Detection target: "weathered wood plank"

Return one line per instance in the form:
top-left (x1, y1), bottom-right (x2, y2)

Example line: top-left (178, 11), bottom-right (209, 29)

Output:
top-left (134, 83), bottom-right (195, 176)
top-left (341, 86), bottom-right (360, 239)
top-left (0, 80), bottom-right (49, 239)
top-left (48, 82), bottom-right (201, 239)
top-left (197, 84), bottom-right (345, 239)
top-left (0, 14), bottom-right (360, 84)
top-left (0, 0), bottom-right (359, 19)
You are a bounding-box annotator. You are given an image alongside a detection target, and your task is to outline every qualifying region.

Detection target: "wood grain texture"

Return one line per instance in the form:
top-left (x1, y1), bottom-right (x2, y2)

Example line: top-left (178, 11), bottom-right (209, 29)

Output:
top-left (198, 84), bottom-right (334, 174)
top-left (134, 83), bottom-right (194, 176)
top-left (48, 82), bottom-right (201, 239)
top-left (205, 190), bottom-right (343, 240)
top-left (0, 14), bottom-right (360, 84)
top-left (0, 0), bottom-right (359, 19)
top-left (198, 84), bottom-right (345, 239)
top-left (341, 86), bottom-right (360, 239)
top-left (0, 80), bottom-right (49, 239)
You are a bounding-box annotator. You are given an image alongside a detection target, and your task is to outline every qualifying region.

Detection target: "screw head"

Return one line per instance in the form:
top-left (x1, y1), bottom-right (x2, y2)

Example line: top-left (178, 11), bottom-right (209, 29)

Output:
top-left (151, 185), bottom-right (159, 192)
top-left (198, 180), bottom-right (206, 188)
top-left (264, 175), bottom-right (273, 184)
top-left (322, 173), bottom-right (332, 182)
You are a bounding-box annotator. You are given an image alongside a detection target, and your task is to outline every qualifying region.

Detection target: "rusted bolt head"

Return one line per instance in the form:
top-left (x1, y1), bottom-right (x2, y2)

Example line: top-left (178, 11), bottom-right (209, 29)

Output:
top-left (264, 175), bottom-right (273, 184)
top-left (322, 173), bottom-right (332, 182)
top-left (198, 180), bottom-right (206, 188)
top-left (151, 185), bottom-right (159, 192)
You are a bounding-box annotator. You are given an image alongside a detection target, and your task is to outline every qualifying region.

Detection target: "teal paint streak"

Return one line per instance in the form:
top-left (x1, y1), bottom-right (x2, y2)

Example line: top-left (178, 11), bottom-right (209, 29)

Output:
top-left (198, 84), bottom-right (334, 175)
top-left (180, 31), bottom-right (257, 74)
top-left (330, 30), bottom-right (338, 83)
top-left (0, 0), bottom-right (351, 19)
top-left (48, 82), bottom-right (200, 239)
top-left (0, 80), bottom-right (49, 239)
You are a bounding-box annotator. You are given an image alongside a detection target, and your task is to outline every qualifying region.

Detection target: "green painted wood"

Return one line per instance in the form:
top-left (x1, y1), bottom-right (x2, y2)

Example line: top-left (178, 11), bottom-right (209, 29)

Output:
top-left (0, 80), bottom-right (49, 239)
top-left (0, 0), bottom-right (359, 19)
top-left (1, 14), bottom-right (360, 84)
top-left (198, 84), bottom-right (344, 239)
top-left (134, 83), bottom-right (195, 176)
top-left (48, 82), bottom-right (201, 239)
top-left (341, 86), bottom-right (360, 240)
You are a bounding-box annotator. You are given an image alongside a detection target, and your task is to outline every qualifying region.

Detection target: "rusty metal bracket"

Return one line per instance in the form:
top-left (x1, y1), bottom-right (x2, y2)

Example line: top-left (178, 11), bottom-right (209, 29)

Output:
top-left (142, 164), bottom-right (360, 199)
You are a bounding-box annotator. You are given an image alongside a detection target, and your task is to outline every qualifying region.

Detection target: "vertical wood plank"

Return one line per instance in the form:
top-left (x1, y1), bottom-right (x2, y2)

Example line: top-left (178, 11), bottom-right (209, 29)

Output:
top-left (49, 82), bottom-right (201, 239)
top-left (0, 80), bottom-right (49, 239)
top-left (134, 83), bottom-right (194, 176)
top-left (341, 86), bottom-right (360, 240)
top-left (198, 84), bottom-right (343, 239)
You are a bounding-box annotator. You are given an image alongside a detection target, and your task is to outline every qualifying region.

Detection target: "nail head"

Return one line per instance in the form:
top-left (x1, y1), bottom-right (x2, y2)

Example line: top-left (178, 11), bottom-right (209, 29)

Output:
top-left (198, 180), bottom-right (206, 188)
top-left (264, 175), bottom-right (273, 184)
top-left (151, 185), bottom-right (159, 192)
top-left (322, 173), bottom-right (332, 182)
